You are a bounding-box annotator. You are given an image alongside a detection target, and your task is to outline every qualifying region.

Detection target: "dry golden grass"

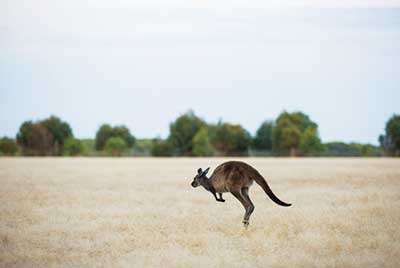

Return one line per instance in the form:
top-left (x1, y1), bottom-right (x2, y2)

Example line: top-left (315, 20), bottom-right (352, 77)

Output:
top-left (1, 158), bottom-right (400, 268)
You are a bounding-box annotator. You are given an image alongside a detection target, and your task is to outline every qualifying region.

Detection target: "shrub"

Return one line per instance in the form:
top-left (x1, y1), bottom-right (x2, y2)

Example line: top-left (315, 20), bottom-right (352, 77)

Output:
top-left (0, 137), bottom-right (18, 156)
top-left (151, 139), bottom-right (173, 156)
top-left (63, 137), bottom-right (84, 156)
top-left (105, 137), bottom-right (127, 156)
top-left (168, 111), bottom-right (206, 155)
top-left (192, 127), bottom-right (214, 156)
top-left (211, 122), bottom-right (251, 156)
top-left (95, 124), bottom-right (135, 151)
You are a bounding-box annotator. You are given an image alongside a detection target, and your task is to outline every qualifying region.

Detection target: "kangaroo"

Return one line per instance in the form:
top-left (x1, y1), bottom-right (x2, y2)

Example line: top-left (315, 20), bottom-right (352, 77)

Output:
top-left (191, 161), bottom-right (291, 227)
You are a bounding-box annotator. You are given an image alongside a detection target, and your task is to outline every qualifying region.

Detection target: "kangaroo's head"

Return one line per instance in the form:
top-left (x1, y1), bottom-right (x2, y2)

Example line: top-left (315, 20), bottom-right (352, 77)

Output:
top-left (191, 167), bottom-right (210, 188)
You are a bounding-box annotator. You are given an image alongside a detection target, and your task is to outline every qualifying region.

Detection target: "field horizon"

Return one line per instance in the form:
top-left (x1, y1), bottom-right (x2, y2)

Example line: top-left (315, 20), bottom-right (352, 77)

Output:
top-left (1, 157), bottom-right (399, 267)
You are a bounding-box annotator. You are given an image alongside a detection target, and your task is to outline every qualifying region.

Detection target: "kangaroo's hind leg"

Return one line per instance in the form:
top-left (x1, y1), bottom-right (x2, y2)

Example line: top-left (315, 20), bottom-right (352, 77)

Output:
top-left (231, 189), bottom-right (253, 227)
top-left (241, 187), bottom-right (255, 226)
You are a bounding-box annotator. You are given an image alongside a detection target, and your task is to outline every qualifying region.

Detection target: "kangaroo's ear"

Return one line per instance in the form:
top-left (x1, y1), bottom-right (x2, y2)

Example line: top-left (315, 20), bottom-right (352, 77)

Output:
top-left (202, 167), bottom-right (210, 175)
top-left (197, 168), bottom-right (203, 175)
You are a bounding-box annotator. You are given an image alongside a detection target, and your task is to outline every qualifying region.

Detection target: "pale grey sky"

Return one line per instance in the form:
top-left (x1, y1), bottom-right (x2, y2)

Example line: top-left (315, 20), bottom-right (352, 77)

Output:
top-left (1, 1), bottom-right (399, 144)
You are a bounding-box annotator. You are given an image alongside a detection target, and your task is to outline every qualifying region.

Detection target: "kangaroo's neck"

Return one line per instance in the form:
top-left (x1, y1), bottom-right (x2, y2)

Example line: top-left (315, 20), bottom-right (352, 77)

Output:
top-left (200, 178), bottom-right (215, 192)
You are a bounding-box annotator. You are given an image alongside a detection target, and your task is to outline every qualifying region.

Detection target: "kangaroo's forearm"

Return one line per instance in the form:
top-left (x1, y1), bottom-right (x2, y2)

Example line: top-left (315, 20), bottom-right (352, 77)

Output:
top-left (209, 187), bottom-right (225, 202)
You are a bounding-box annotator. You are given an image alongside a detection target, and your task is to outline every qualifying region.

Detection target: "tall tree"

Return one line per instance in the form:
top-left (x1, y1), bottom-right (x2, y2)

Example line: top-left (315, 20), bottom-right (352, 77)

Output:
top-left (299, 127), bottom-right (324, 156)
top-left (280, 125), bottom-right (301, 156)
top-left (211, 122), bottom-right (251, 156)
top-left (168, 111), bottom-right (206, 155)
top-left (41, 115), bottom-right (73, 154)
top-left (381, 114), bottom-right (400, 156)
top-left (95, 124), bottom-right (113, 150)
top-left (253, 120), bottom-right (273, 151)
top-left (272, 111), bottom-right (319, 156)
top-left (17, 122), bottom-right (54, 155)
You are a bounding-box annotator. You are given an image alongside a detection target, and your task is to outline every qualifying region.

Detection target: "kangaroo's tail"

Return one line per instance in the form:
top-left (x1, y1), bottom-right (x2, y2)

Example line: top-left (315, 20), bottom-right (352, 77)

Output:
top-left (253, 170), bottom-right (291, 207)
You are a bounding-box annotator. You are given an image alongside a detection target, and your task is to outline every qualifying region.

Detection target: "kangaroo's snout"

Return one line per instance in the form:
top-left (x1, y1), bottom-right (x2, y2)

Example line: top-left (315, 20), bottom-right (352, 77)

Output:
top-left (191, 181), bottom-right (199, 187)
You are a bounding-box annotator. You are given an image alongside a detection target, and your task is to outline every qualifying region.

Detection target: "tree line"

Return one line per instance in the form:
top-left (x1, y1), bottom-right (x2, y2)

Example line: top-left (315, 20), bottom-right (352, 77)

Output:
top-left (0, 111), bottom-right (399, 157)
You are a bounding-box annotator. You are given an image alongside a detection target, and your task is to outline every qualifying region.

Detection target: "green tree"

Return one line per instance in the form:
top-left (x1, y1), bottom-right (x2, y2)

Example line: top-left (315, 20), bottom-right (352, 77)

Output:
top-left (112, 126), bottom-right (135, 147)
top-left (151, 139), bottom-right (173, 156)
top-left (105, 137), bottom-right (127, 156)
top-left (192, 127), bottom-right (214, 156)
top-left (17, 122), bottom-right (54, 155)
top-left (63, 137), bottom-right (84, 156)
top-left (16, 116), bottom-right (73, 155)
top-left (211, 122), bottom-right (251, 156)
top-left (41, 116), bottom-right (73, 154)
top-left (299, 127), bottom-right (324, 156)
top-left (95, 124), bottom-right (113, 150)
top-left (253, 121), bottom-right (273, 151)
top-left (384, 114), bottom-right (400, 156)
top-left (95, 124), bottom-right (135, 151)
top-left (168, 111), bottom-right (206, 155)
top-left (281, 125), bottom-right (301, 156)
top-left (272, 111), bottom-right (318, 156)
top-left (0, 137), bottom-right (18, 155)
top-left (16, 121), bottom-right (34, 150)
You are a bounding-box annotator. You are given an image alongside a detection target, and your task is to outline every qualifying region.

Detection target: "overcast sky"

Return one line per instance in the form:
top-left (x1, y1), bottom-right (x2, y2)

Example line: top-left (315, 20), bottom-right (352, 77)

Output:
top-left (1, 1), bottom-right (399, 144)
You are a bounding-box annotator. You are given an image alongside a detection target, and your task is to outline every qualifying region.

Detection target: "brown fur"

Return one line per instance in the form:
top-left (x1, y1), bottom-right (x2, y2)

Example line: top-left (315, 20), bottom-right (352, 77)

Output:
top-left (191, 161), bottom-right (291, 227)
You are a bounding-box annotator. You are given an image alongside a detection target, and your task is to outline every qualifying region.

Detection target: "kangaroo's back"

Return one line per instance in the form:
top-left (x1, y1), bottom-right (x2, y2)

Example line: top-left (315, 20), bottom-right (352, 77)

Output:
top-left (212, 161), bottom-right (260, 179)
top-left (210, 161), bottom-right (257, 191)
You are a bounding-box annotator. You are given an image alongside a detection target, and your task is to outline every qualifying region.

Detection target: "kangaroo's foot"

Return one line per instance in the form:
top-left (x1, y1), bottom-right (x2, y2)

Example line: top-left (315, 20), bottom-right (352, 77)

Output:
top-left (243, 220), bottom-right (249, 228)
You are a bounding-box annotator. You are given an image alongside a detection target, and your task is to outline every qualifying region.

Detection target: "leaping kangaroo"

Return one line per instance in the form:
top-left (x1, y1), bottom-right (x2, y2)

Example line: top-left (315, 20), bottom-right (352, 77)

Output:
top-left (191, 161), bottom-right (291, 227)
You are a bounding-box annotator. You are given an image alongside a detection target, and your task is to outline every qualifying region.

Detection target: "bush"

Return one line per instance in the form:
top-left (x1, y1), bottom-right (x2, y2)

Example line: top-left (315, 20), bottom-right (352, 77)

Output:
top-left (168, 111), bottom-right (206, 155)
top-left (133, 139), bottom-right (153, 156)
top-left (322, 142), bottom-right (382, 157)
top-left (0, 137), bottom-right (18, 156)
top-left (151, 139), bottom-right (173, 156)
top-left (211, 122), bottom-right (251, 156)
top-left (80, 139), bottom-right (96, 156)
top-left (95, 124), bottom-right (135, 151)
top-left (192, 127), bottom-right (214, 156)
top-left (63, 137), bottom-right (84, 156)
top-left (360, 144), bottom-right (383, 157)
top-left (105, 137), bottom-right (127, 156)
top-left (322, 142), bottom-right (360, 156)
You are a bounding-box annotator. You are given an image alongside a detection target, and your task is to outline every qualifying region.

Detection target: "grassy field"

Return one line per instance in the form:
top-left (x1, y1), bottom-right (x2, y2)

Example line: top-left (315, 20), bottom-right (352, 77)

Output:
top-left (0, 158), bottom-right (399, 268)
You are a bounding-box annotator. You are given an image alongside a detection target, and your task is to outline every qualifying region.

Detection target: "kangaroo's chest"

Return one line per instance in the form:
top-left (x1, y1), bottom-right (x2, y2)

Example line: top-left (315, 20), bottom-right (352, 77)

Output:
top-left (211, 176), bottom-right (230, 193)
